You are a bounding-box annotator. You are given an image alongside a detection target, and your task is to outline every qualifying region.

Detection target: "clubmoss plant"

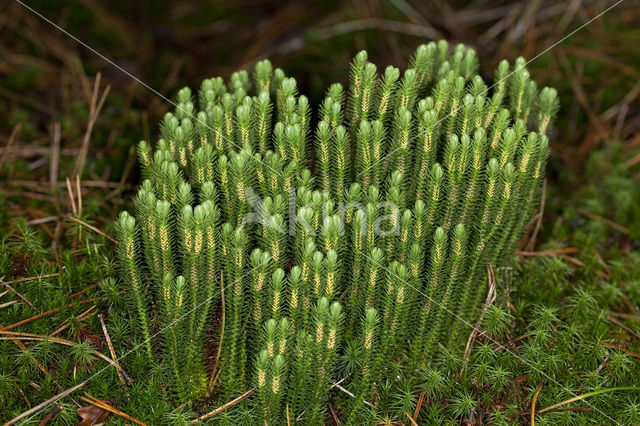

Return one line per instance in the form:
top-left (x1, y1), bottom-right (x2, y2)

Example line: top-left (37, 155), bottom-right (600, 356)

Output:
top-left (115, 41), bottom-right (556, 420)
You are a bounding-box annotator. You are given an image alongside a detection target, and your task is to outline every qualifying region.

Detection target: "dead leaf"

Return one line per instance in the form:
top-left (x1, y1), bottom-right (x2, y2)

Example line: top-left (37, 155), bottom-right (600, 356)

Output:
top-left (77, 404), bottom-right (110, 425)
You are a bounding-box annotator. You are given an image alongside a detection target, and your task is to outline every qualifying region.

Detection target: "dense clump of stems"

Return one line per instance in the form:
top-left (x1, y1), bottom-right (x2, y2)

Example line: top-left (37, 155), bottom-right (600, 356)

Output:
top-left (115, 41), bottom-right (555, 420)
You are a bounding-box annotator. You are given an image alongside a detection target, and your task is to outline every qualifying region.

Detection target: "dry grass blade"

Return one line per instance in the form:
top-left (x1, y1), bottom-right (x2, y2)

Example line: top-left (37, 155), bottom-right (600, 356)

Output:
top-left (2, 382), bottom-right (86, 426)
top-left (463, 263), bottom-right (497, 362)
top-left (577, 209), bottom-right (630, 235)
top-left (81, 393), bottom-right (147, 426)
top-left (531, 382), bottom-right (543, 426)
top-left (189, 389), bottom-right (255, 423)
top-left (67, 216), bottom-right (117, 243)
top-left (49, 122), bottom-right (60, 188)
top-left (0, 330), bottom-right (126, 378)
top-left (0, 321), bottom-right (80, 408)
top-left (0, 122), bottom-right (23, 170)
top-left (537, 387), bottom-right (640, 414)
top-left (65, 176), bottom-right (77, 216)
top-left (525, 178), bottom-right (547, 251)
top-left (206, 271), bottom-right (225, 397)
top-left (606, 316), bottom-right (640, 340)
top-left (331, 381), bottom-right (374, 408)
top-left (328, 403), bottom-right (340, 425)
top-left (72, 72), bottom-right (111, 178)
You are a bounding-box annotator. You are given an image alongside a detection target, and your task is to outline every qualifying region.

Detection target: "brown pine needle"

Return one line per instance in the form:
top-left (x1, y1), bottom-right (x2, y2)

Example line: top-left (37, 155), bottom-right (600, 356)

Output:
top-left (50, 305), bottom-right (96, 336)
top-left (4, 284), bottom-right (34, 308)
top-left (82, 393), bottom-right (147, 426)
top-left (0, 297), bottom-right (102, 331)
top-left (67, 283), bottom-right (100, 299)
top-left (518, 247), bottom-right (578, 257)
top-left (602, 341), bottom-right (640, 360)
top-left (0, 272), bottom-right (62, 287)
top-left (531, 382), bottom-right (543, 426)
top-left (190, 389), bottom-right (255, 423)
top-left (98, 314), bottom-right (131, 386)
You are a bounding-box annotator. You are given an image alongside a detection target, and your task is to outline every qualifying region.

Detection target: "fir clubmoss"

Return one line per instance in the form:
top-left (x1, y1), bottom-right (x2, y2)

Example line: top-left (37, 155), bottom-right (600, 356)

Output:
top-left (115, 41), bottom-right (556, 421)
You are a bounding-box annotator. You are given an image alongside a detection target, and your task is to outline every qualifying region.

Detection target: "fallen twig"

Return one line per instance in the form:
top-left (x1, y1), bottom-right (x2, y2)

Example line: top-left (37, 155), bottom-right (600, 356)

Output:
top-left (37, 404), bottom-right (62, 426)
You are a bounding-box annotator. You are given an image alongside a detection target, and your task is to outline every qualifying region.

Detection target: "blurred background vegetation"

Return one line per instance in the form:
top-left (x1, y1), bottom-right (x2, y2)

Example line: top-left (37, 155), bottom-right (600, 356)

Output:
top-left (1, 0), bottom-right (639, 424)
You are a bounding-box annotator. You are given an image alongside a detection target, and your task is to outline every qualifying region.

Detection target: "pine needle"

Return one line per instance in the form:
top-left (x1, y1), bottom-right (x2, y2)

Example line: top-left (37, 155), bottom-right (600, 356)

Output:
top-left (0, 272), bottom-right (62, 287)
top-left (81, 393), bottom-right (147, 426)
top-left (602, 341), bottom-right (640, 360)
top-left (99, 314), bottom-right (131, 386)
top-left (190, 389), bottom-right (255, 423)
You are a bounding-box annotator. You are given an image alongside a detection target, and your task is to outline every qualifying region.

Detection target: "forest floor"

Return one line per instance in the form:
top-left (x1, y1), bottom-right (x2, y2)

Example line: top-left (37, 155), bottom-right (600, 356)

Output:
top-left (1, 1), bottom-right (639, 424)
